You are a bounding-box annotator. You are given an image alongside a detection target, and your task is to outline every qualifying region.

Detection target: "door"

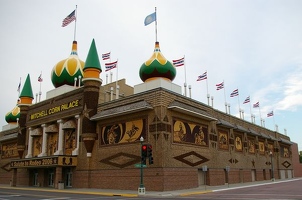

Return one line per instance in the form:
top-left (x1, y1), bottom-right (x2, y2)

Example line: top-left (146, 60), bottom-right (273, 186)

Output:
top-left (65, 168), bottom-right (72, 187)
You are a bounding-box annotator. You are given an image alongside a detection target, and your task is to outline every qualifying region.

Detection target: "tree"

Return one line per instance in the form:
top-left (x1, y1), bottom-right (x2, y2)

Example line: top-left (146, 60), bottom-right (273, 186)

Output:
top-left (299, 151), bottom-right (302, 163)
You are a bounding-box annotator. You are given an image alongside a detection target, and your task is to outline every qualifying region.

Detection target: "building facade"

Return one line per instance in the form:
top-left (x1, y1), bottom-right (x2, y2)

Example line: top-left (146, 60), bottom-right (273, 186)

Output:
top-left (0, 40), bottom-right (296, 191)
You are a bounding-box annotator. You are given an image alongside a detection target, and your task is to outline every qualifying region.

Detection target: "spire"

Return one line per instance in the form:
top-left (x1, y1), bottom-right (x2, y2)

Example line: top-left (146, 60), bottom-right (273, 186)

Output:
top-left (19, 74), bottom-right (34, 104)
top-left (84, 39), bottom-right (102, 71)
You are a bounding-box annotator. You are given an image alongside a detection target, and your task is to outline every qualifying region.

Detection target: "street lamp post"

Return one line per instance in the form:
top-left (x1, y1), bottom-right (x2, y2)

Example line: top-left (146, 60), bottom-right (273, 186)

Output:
top-left (270, 151), bottom-right (275, 181)
top-left (138, 136), bottom-right (145, 195)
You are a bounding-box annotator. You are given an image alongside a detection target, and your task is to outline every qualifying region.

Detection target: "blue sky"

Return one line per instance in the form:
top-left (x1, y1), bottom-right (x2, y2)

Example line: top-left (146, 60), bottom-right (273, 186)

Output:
top-left (0, 0), bottom-right (301, 150)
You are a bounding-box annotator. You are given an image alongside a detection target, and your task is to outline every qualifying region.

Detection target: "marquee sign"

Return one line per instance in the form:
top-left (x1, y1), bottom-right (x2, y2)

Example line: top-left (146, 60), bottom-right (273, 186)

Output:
top-left (10, 156), bottom-right (77, 168)
top-left (29, 100), bottom-right (80, 120)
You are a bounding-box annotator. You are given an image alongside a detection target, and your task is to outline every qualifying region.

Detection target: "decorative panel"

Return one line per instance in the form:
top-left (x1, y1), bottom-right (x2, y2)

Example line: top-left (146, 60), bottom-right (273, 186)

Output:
top-left (100, 119), bottom-right (146, 145)
top-left (173, 119), bottom-right (208, 146)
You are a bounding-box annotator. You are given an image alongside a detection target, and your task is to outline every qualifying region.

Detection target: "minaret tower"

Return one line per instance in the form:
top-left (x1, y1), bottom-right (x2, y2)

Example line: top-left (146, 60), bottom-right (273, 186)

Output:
top-left (17, 74), bottom-right (34, 158)
top-left (81, 39), bottom-right (102, 157)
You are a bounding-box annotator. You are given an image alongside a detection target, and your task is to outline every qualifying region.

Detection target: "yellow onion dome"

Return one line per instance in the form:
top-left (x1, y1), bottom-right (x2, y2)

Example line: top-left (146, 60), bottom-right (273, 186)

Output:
top-left (139, 41), bottom-right (176, 82)
top-left (5, 100), bottom-right (20, 123)
top-left (51, 41), bottom-right (85, 88)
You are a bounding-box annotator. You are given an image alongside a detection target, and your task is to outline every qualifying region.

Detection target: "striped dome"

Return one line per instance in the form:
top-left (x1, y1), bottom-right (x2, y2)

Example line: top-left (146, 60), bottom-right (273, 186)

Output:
top-left (5, 101), bottom-right (20, 123)
top-left (139, 42), bottom-right (176, 82)
top-left (51, 41), bottom-right (85, 88)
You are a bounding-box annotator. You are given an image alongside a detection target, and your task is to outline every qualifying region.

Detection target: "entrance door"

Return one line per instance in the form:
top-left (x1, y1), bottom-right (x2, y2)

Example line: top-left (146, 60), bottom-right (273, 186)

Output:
top-left (48, 169), bottom-right (54, 186)
top-left (33, 170), bottom-right (38, 186)
top-left (65, 168), bottom-right (72, 187)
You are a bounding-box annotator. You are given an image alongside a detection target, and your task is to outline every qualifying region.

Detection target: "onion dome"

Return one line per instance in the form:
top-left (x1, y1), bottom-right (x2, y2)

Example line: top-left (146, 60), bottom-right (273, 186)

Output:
top-left (139, 41), bottom-right (176, 82)
top-left (51, 41), bottom-right (85, 88)
top-left (19, 74), bottom-right (34, 104)
top-left (5, 100), bottom-right (20, 123)
top-left (83, 39), bottom-right (102, 79)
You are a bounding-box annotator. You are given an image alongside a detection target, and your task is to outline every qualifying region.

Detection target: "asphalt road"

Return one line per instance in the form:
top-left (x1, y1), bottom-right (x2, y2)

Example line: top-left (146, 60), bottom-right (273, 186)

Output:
top-left (0, 179), bottom-right (301, 200)
top-left (188, 178), bottom-right (302, 200)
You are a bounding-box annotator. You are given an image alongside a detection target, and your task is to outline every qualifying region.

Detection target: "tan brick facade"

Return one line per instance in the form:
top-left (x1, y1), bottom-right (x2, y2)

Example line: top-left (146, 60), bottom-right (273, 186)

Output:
top-left (0, 79), bottom-right (299, 191)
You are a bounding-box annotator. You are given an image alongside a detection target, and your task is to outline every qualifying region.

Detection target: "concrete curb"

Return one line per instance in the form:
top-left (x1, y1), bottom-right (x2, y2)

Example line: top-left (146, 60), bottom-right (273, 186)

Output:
top-left (0, 185), bottom-right (138, 197)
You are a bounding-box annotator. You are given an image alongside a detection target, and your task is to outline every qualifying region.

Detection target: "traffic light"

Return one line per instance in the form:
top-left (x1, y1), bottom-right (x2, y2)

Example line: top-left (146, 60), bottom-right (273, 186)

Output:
top-left (141, 144), bottom-right (148, 165)
top-left (147, 144), bottom-right (154, 165)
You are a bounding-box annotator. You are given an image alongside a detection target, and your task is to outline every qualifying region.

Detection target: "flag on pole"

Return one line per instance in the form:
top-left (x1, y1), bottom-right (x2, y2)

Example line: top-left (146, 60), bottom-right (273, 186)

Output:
top-left (144, 12), bottom-right (156, 26)
top-left (267, 111), bottom-right (274, 117)
top-left (253, 101), bottom-right (260, 108)
top-left (105, 60), bottom-right (118, 72)
top-left (172, 57), bottom-right (185, 67)
top-left (243, 96), bottom-right (250, 104)
top-left (216, 82), bottom-right (224, 90)
top-left (102, 52), bottom-right (111, 60)
top-left (62, 10), bottom-right (76, 27)
top-left (230, 89), bottom-right (239, 97)
top-left (38, 74), bottom-right (43, 82)
top-left (196, 72), bottom-right (207, 81)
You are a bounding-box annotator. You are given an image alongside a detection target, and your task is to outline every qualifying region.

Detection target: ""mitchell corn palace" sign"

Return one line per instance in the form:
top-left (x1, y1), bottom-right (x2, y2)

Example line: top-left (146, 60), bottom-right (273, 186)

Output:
top-left (29, 100), bottom-right (80, 120)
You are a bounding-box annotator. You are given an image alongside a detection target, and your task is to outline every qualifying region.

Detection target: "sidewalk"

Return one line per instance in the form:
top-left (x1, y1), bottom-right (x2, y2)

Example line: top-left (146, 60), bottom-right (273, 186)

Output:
top-left (1, 178), bottom-right (301, 197)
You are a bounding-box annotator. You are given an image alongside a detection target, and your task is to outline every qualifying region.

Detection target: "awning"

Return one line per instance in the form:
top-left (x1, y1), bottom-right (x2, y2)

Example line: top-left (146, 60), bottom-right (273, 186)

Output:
top-left (259, 132), bottom-right (270, 139)
top-left (268, 135), bottom-right (278, 141)
top-left (279, 138), bottom-right (293, 145)
top-left (0, 133), bottom-right (18, 142)
top-left (217, 119), bottom-right (235, 128)
top-left (234, 124), bottom-right (249, 133)
top-left (248, 128), bottom-right (261, 136)
top-left (168, 101), bottom-right (216, 121)
top-left (91, 100), bottom-right (153, 120)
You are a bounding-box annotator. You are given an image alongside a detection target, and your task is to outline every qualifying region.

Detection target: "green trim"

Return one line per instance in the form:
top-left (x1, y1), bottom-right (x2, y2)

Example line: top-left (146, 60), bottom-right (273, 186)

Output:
top-left (20, 74), bottom-right (34, 99)
top-left (84, 39), bottom-right (102, 72)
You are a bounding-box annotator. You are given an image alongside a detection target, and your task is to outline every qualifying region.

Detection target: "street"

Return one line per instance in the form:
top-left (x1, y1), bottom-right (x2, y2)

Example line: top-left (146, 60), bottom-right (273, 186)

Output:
top-left (0, 178), bottom-right (301, 199)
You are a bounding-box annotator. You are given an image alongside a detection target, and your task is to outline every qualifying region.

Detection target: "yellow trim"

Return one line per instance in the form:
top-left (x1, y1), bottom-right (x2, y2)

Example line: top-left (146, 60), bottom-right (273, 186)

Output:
top-left (84, 68), bottom-right (100, 78)
top-left (20, 97), bottom-right (33, 104)
top-left (145, 77), bottom-right (171, 82)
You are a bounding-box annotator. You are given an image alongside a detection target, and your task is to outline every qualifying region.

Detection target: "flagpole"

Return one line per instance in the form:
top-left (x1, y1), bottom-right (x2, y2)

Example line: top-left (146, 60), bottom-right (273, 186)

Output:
top-left (74, 5), bottom-right (78, 41)
top-left (116, 59), bottom-right (119, 99)
top-left (272, 110), bottom-right (276, 130)
top-left (18, 77), bottom-right (21, 98)
top-left (39, 71), bottom-right (42, 102)
top-left (223, 80), bottom-right (227, 113)
top-left (206, 71), bottom-right (209, 105)
top-left (249, 96), bottom-right (252, 123)
top-left (155, 7), bottom-right (158, 42)
top-left (258, 102), bottom-right (262, 126)
top-left (237, 88), bottom-right (241, 118)
top-left (184, 55), bottom-right (187, 97)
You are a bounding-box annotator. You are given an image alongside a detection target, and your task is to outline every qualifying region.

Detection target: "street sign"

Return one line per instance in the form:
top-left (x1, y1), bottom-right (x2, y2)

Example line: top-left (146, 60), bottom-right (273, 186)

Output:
top-left (135, 163), bottom-right (147, 168)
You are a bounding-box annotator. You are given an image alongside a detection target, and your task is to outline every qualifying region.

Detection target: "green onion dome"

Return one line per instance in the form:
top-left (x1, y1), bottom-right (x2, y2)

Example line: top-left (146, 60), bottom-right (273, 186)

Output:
top-left (5, 100), bottom-right (20, 123)
top-left (139, 41), bottom-right (176, 82)
top-left (51, 41), bottom-right (85, 88)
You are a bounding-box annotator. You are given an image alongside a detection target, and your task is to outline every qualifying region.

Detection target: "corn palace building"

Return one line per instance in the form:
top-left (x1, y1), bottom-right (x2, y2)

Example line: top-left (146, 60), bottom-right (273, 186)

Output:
top-left (0, 39), bottom-right (296, 191)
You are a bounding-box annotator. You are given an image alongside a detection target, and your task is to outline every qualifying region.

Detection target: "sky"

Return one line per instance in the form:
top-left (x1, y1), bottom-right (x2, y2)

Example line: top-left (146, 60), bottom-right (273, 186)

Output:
top-left (0, 0), bottom-right (301, 151)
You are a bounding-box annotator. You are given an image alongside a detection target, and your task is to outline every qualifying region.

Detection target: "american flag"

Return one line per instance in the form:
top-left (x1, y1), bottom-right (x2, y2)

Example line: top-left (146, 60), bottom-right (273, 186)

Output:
top-left (62, 10), bottom-right (76, 27)
top-left (243, 96), bottom-right (250, 104)
top-left (38, 74), bottom-right (43, 82)
top-left (230, 89), bottom-right (239, 97)
top-left (267, 111), bottom-right (274, 117)
top-left (216, 82), bottom-right (224, 90)
top-left (196, 72), bottom-right (207, 81)
top-left (253, 101), bottom-right (260, 108)
top-left (105, 60), bottom-right (118, 72)
top-left (172, 57), bottom-right (185, 67)
top-left (102, 52), bottom-right (111, 60)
